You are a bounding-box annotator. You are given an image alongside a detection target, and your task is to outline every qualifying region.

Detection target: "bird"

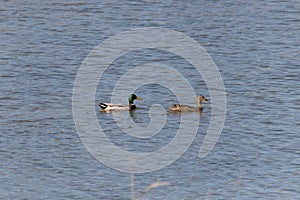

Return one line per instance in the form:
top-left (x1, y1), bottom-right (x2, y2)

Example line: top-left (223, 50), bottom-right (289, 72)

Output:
top-left (169, 95), bottom-right (208, 112)
top-left (98, 94), bottom-right (142, 111)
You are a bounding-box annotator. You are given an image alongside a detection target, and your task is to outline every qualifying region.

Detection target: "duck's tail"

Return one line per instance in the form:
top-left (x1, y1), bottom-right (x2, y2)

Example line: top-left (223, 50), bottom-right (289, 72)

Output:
top-left (99, 103), bottom-right (108, 110)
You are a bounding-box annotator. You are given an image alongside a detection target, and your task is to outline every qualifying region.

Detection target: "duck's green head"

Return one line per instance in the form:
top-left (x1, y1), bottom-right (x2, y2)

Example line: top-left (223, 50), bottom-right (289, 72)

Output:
top-left (129, 94), bottom-right (142, 104)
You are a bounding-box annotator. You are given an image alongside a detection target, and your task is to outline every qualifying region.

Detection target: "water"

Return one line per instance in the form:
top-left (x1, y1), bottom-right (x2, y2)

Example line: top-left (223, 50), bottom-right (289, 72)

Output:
top-left (1, 0), bottom-right (299, 199)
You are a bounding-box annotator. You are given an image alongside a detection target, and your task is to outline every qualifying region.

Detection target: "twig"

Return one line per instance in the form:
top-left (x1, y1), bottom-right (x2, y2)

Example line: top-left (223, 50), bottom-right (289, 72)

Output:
top-left (136, 181), bottom-right (170, 200)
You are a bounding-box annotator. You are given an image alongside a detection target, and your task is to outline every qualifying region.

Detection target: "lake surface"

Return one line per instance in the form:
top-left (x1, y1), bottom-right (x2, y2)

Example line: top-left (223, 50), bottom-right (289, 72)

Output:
top-left (1, 0), bottom-right (299, 199)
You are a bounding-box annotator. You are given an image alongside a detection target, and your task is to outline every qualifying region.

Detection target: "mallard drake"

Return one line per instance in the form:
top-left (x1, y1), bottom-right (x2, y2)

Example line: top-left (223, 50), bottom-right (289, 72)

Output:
top-left (169, 95), bottom-right (208, 112)
top-left (99, 94), bottom-right (142, 111)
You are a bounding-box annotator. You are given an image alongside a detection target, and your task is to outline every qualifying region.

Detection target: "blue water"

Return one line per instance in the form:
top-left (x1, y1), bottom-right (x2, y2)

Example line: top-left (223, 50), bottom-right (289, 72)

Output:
top-left (1, 0), bottom-right (299, 199)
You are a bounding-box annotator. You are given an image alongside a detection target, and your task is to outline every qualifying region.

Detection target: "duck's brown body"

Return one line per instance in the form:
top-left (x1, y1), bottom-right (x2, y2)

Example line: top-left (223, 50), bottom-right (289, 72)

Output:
top-left (169, 96), bottom-right (208, 112)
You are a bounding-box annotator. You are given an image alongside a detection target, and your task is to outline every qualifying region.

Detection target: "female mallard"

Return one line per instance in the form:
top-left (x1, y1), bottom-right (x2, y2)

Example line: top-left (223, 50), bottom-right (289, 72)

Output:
top-left (169, 95), bottom-right (208, 112)
top-left (99, 94), bottom-right (142, 111)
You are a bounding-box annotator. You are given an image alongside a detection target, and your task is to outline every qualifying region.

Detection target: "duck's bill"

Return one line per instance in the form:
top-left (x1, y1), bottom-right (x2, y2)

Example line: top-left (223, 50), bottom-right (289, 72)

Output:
top-left (136, 97), bottom-right (142, 100)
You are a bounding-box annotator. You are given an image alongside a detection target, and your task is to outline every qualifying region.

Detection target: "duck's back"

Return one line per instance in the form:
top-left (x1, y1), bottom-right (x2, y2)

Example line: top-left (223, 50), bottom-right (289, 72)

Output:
top-left (169, 104), bottom-right (198, 112)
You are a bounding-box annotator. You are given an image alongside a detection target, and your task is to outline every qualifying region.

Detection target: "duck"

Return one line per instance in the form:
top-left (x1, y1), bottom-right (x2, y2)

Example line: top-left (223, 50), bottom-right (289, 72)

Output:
top-left (169, 95), bottom-right (208, 112)
top-left (98, 94), bottom-right (142, 111)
